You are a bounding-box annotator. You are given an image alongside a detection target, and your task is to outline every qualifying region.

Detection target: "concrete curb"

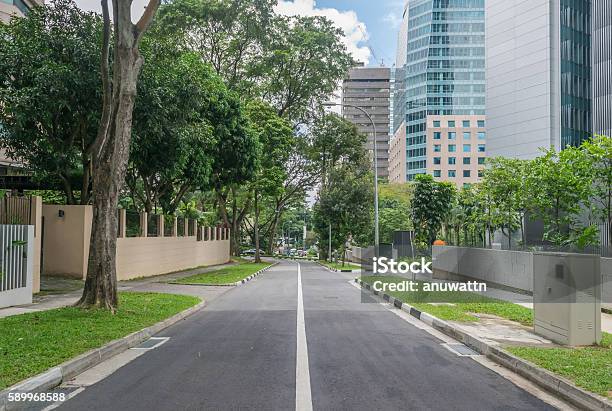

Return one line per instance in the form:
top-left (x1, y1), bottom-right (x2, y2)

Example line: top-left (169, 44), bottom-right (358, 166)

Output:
top-left (356, 278), bottom-right (612, 411)
top-left (315, 261), bottom-right (357, 273)
top-left (0, 300), bottom-right (207, 411)
top-left (168, 262), bottom-right (278, 287)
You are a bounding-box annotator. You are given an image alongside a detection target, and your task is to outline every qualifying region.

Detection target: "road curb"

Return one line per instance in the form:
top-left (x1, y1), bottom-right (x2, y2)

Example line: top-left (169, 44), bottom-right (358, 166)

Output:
top-left (356, 278), bottom-right (612, 411)
top-left (234, 262), bottom-right (278, 286)
top-left (315, 261), bottom-right (357, 273)
top-left (0, 299), bottom-right (207, 411)
top-left (168, 262), bottom-right (278, 287)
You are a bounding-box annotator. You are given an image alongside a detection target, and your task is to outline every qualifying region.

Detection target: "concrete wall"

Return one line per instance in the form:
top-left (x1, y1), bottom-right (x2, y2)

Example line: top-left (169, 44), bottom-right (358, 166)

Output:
top-left (433, 246), bottom-right (612, 309)
top-left (42, 205), bottom-right (230, 281)
top-left (116, 235), bottom-right (229, 280)
top-left (42, 205), bottom-right (92, 278)
top-left (433, 246), bottom-right (533, 293)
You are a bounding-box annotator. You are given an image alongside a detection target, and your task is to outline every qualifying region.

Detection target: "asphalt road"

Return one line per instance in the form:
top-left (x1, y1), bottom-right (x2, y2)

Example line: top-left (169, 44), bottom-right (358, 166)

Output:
top-left (58, 260), bottom-right (556, 411)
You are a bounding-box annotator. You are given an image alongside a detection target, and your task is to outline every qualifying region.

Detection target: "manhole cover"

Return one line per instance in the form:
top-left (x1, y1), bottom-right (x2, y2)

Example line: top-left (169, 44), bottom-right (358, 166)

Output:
top-left (442, 343), bottom-right (480, 356)
top-left (132, 337), bottom-right (169, 350)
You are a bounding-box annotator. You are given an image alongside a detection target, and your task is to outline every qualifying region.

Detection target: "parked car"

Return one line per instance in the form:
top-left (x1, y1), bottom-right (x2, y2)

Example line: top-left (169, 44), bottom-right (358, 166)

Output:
top-left (242, 249), bottom-right (266, 256)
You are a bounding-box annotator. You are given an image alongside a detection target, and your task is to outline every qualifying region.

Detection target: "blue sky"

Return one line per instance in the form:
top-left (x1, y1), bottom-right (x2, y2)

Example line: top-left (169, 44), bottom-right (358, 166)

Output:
top-left (314, 0), bottom-right (404, 67)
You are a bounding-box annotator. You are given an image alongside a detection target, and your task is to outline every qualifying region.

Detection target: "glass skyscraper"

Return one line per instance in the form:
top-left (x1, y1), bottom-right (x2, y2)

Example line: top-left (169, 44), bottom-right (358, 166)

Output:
top-left (395, 0), bottom-right (485, 181)
top-left (560, 0), bottom-right (592, 148)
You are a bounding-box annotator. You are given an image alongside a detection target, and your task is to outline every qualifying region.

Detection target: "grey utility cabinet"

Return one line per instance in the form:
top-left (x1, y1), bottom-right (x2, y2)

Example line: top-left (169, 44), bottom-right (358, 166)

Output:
top-left (533, 251), bottom-right (601, 346)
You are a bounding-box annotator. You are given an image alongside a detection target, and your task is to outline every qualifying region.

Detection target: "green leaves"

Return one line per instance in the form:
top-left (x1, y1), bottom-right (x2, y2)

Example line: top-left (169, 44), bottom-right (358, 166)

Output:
top-left (0, 0), bottom-right (103, 203)
top-left (411, 174), bottom-right (455, 246)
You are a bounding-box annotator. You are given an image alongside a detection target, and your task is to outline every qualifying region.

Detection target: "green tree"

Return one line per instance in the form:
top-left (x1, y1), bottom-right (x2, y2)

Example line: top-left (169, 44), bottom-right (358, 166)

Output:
top-left (79, 0), bottom-right (161, 310)
top-left (0, 0), bottom-right (102, 204)
top-left (129, 37), bottom-right (222, 214)
top-left (260, 15), bottom-right (353, 122)
top-left (245, 100), bottom-right (294, 262)
top-left (525, 147), bottom-right (593, 247)
top-left (313, 162), bottom-right (373, 262)
top-left (411, 174), bottom-right (455, 246)
top-left (378, 183), bottom-right (413, 244)
top-left (581, 136), bottom-right (612, 244)
top-left (481, 157), bottom-right (529, 248)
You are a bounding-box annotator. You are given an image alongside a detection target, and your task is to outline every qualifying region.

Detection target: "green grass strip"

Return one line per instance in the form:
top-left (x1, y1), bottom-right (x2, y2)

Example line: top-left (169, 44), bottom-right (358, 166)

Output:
top-left (360, 275), bottom-right (533, 325)
top-left (0, 292), bottom-right (200, 390)
top-left (321, 261), bottom-right (361, 271)
top-left (174, 261), bottom-right (271, 285)
top-left (507, 333), bottom-right (612, 397)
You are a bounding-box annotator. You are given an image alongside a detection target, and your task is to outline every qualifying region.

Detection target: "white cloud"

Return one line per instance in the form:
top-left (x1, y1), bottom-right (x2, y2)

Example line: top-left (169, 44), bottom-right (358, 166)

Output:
top-left (275, 0), bottom-right (371, 65)
top-left (73, 0), bottom-right (150, 23)
top-left (382, 11), bottom-right (402, 29)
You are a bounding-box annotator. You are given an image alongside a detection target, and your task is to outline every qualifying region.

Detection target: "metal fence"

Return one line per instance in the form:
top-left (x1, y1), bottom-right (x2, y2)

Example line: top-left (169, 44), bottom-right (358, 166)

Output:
top-left (0, 195), bottom-right (33, 225)
top-left (0, 224), bottom-right (34, 308)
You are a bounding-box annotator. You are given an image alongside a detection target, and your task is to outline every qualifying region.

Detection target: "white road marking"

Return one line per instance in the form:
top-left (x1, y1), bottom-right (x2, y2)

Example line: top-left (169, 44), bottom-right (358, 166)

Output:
top-left (296, 263), bottom-right (313, 411)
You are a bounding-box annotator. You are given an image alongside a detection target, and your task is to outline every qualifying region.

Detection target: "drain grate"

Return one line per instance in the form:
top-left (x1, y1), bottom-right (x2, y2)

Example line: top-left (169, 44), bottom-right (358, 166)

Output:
top-left (131, 337), bottom-right (169, 350)
top-left (442, 343), bottom-right (480, 357)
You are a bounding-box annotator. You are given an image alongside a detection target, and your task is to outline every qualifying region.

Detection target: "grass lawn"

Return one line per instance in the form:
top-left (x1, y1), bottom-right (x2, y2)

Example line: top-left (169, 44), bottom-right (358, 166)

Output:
top-left (322, 261), bottom-right (361, 271)
top-left (360, 275), bottom-right (533, 325)
top-left (0, 292), bottom-right (200, 390)
top-left (174, 261), bottom-right (272, 285)
top-left (507, 333), bottom-right (612, 397)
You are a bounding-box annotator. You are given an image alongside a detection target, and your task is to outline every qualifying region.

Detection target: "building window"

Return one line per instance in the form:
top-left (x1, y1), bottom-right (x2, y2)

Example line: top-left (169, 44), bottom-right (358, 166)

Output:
top-left (462, 120), bottom-right (470, 127)
top-left (448, 120), bottom-right (456, 127)
top-left (448, 132), bottom-right (456, 140)
top-left (448, 144), bottom-right (456, 152)
top-left (463, 183), bottom-right (471, 189)
top-left (434, 132), bottom-right (441, 140)
top-left (477, 120), bottom-right (485, 128)
top-left (434, 144), bottom-right (441, 152)
top-left (478, 132), bottom-right (486, 140)
top-left (433, 120), bottom-right (441, 127)
top-left (448, 170), bottom-right (456, 177)
top-left (463, 157), bottom-right (471, 165)
top-left (433, 157), bottom-right (441, 165)
top-left (478, 144), bottom-right (485, 152)
top-left (478, 170), bottom-right (484, 178)
top-left (478, 157), bottom-right (485, 165)
top-left (463, 144), bottom-right (471, 152)
top-left (433, 170), bottom-right (441, 177)
top-left (463, 170), bottom-right (471, 177)
top-left (463, 132), bottom-right (471, 139)
top-left (448, 157), bottom-right (456, 165)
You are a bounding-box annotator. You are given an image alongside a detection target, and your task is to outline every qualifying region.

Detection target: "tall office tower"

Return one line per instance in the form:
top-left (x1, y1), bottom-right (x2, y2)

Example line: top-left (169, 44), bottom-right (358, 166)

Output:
top-left (341, 66), bottom-right (391, 179)
top-left (592, 0), bottom-right (612, 136)
top-left (0, 0), bottom-right (42, 23)
top-left (486, 0), bottom-right (592, 159)
top-left (395, 0), bottom-right (486, 182)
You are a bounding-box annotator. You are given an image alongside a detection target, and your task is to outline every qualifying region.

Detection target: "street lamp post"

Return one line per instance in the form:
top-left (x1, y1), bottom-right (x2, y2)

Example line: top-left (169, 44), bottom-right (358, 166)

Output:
top-left (323, 102), bottom-right (380, 251)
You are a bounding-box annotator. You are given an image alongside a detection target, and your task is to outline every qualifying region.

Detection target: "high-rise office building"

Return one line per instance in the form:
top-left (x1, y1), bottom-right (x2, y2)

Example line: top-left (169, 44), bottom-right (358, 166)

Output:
top-left (341, 67), bottom-right (391, 179)
top-left (486, 0), bottom-right (592, 159)
top-left (393, 0), bottom-right (486, 182)
top-left (0, 0), bottom-right (42, 23)
top-left (592, 0), bottom-right (612, 136)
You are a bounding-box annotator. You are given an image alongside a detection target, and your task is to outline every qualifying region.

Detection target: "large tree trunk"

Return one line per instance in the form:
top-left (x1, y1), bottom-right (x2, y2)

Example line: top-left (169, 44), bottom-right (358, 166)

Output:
top-left (77, 0), bottom-right (160, 311)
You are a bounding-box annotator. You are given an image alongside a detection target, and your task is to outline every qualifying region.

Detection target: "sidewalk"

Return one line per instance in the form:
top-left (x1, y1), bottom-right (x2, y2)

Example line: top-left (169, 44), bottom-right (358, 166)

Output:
top-left (0, 262), bottom-right (237, 319)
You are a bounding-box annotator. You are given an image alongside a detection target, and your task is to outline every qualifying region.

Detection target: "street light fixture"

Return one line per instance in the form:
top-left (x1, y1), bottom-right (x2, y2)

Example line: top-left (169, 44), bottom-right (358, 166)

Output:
top-left (322, 101), bottom-right (380, 251)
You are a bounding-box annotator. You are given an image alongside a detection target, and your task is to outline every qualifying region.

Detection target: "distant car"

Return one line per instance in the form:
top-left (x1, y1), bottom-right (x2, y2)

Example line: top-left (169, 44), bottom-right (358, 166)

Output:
top-left (243, 249), bottom-right (266, 256)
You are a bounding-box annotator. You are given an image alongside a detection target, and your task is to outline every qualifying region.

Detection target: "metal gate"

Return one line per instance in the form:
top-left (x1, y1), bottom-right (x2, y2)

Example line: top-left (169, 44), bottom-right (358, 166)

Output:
top-left (0, 224), bottom-right (34, 309)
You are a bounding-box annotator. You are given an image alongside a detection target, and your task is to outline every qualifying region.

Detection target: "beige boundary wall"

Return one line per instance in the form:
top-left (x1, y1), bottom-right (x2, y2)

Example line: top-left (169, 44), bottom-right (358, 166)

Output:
top-left (42, 205), bottom-right (230, 280)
